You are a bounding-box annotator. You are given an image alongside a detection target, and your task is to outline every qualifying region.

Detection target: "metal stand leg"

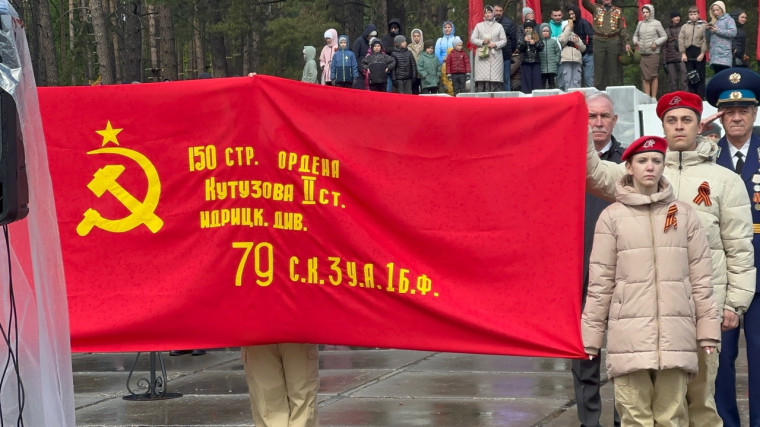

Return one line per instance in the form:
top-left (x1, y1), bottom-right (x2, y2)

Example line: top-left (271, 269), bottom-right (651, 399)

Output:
top-left (122, 351), bottom-right (182, 400)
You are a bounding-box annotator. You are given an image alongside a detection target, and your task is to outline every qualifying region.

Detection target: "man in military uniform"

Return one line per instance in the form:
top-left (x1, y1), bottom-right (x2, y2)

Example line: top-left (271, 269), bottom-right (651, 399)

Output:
top-left (582, 0), bottom-right (630, 89)
top-left (708, 67), bottom-right (760, 427)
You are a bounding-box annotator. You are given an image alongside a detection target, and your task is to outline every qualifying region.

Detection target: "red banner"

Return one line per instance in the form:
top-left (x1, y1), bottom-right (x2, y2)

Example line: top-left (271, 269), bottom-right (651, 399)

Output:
top-left (637, 0), bottom-right (651, 21)
top-left (526, 0), bottom-right (543, 23)
top-left (468, 0), bottom-right (484, 50)
top-left (38, 76), bottom-right (587, 357)
top-left (698, 0), bottom-right (707, 21)
top-left (578, 0), bottom-right (593, 23)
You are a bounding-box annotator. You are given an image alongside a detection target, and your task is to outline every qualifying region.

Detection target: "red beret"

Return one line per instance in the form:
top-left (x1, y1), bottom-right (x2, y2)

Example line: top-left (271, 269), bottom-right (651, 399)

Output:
top-left (656, 91), bottom-right (703, 119)
top-left (621, 136), bottom-right (668, 161)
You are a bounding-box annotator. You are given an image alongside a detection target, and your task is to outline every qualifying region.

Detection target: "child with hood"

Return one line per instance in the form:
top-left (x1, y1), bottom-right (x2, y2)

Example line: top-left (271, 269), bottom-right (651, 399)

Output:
top-left (409, 29), bottom-right (424, 61)
top-left (301, 46), bottom-right (318, 83)
top-left (417, 40), bottom-right (441, 94)
top-left (409, 29), bottom-right (424, 94)
top-left (538, 23), bottom-right (561, 89)
top-left (330, 35), bottom-right (359, 88)
top-left (435, 20), bottom-right (457, 62)
top-left (361, 38), bottom-right (396, 92)
top-left (319, 29), bottom-right (338, 85)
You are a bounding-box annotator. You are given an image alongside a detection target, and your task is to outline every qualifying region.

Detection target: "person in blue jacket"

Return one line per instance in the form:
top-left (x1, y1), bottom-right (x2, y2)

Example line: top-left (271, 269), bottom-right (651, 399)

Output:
top-left (435, 20), bottom-right (457, 63)
top-left (330, 35), bottom-right (359, 88)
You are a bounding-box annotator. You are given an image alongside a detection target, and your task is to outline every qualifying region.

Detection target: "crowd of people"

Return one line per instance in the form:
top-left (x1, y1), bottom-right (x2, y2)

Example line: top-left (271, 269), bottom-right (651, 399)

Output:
top-left (296, 0), bottom-right (752, 100)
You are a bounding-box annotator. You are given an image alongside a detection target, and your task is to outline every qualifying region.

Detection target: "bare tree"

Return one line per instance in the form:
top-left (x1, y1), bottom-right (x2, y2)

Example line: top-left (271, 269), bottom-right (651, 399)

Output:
top-left (158, 4), bottom-right (178, 80)
top-left (90, 0), bottom-right (115, 84)
top-left (207, 0), bottom-right (229, 77)
top-left (147, 3), bottom-right (159, 81)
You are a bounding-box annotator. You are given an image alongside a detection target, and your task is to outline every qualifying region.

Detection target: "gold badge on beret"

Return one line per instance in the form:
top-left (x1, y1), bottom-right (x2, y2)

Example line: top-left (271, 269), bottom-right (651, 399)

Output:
top-left (730, 91), bottom-right (743, 99)
top-left (730, 73), bottom-right (741, 84)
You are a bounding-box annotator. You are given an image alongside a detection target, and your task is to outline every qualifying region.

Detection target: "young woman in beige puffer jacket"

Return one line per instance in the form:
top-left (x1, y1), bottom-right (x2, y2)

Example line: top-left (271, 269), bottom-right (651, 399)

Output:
top-left (582, 136), bottom-right (721, 425)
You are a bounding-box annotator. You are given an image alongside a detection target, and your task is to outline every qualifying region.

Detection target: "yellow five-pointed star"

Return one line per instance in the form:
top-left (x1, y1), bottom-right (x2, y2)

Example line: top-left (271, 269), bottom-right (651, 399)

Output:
top-left (96, 121), bottom-right (123, 146)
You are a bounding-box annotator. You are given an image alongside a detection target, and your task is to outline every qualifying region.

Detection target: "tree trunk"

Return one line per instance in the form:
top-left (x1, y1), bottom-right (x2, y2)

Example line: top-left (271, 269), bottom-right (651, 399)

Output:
top-left (69, 0), bottom-right (76, 84)
top-left (158, 4), bottom-right (178, 80)
top-left (147, 3), bottom-right (159, 81)
top-left (193, 11), bottom-right (204, 77)
top-left (242, 32), bottom-right (250, 75)
top-left (90, 0), bottom-right (115, 84)
top-left (108, 0), bottom-right (123, 83)
top-left (23, 0), bottom-right (41, 84)
top-left (207, 0), bottom-right (228, 77)
top-left (386, 0), bottom-right (405, 32)
top-left (120, 0), bottom-right (143, 82)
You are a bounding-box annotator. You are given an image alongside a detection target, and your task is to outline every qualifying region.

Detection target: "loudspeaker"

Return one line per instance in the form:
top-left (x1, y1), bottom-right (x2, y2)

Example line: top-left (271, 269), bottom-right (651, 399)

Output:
top-left (0, 90), bottom-right (28, 224)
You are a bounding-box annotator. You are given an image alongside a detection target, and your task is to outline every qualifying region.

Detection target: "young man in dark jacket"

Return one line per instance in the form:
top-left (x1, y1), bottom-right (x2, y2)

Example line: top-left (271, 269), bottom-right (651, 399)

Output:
top-left (390, 35), bottom-right (417, 94)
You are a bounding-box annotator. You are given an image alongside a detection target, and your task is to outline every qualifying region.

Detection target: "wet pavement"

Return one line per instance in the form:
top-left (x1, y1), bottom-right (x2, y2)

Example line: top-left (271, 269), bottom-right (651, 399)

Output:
top-left (74, 336), bottom-right (751, 426)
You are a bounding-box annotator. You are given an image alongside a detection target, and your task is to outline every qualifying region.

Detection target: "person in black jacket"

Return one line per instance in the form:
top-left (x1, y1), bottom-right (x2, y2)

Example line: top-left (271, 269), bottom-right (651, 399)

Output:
top-left (351, 24), bottom-right (378, 89)
top-left (516, 20), bottom-right (544, 93)
top-left (390, 35), bottom-right (417, 94)
top-left (494, 5), bottom-right (517, 91)
top-left (567, 5), bottom-right (595, 87)
top-left (730, 10), bottom-right (748, 68)
top-left (573, 91), bottom-right (624, 427)
top-left (664, 11), bottom-right (688, 92)
top-left (382, 19), bottom-right (403, 91)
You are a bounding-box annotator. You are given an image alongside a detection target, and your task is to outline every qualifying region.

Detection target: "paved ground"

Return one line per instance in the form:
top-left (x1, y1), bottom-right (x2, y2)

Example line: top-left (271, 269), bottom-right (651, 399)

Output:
top-left (73, 337), bottom-right (751, 426)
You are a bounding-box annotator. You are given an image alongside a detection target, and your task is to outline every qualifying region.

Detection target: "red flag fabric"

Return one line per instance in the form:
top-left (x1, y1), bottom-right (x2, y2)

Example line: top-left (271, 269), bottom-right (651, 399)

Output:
top-left (38, 76), bottom-right (587, 357)
top-left (468, 0), bottom-right (484, 50)
top-left (526, 0), bottom-right (543, 23)
top-left (578, 0), bottom-right (593, 22)
top-left (637, 0), bottom-right (651, 21)
top-left (698, 0), bottom-right (707, 21)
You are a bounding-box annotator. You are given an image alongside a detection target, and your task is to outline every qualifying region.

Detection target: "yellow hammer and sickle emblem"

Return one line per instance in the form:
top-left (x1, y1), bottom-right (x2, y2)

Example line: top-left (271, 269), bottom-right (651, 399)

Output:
top-left (76, 147), bottom-right (163, 236)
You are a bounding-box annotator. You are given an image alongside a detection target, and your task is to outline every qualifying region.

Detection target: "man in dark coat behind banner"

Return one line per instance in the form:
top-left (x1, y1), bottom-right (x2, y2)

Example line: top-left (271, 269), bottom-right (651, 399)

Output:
top-left (709, 67), bottom-right (760, 427)
top-left (573, 90), bottom-right (623, 427)
top-left (494, 4), bottom-right (517, 91)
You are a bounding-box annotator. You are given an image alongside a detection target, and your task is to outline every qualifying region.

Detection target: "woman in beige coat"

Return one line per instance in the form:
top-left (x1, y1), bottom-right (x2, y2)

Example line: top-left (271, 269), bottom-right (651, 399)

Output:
top-left (582, 135), bottom-right (721, 426)
top-left (633, 4), bottom-right (667, 98)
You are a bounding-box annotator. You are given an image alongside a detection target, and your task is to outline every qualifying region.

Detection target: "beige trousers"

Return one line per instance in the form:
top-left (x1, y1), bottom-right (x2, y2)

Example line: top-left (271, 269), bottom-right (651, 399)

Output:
top-left (686, 348), bottom-right (722, 427)
top-left (241, 343), bottom-right (320, 427)
top-left (614, 368), bottom-right (689, 426)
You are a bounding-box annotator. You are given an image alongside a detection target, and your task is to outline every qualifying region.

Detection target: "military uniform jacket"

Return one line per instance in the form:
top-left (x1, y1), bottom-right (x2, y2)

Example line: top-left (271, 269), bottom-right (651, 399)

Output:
top-left (581, 0), bottom-right (630, 44)
top-left (717, 134), bottom-right (760, 295)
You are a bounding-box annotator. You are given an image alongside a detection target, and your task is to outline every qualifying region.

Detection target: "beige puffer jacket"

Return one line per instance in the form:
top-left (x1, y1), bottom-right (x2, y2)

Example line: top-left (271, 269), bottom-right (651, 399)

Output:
top-left (586, 135), bottom-right (756, 317)
top-left (582, 176), bottom-right (721, 379)
top-left (632, 5), bottom-right (667, 55)
top-left (559, 24), bottom-right (586, 63)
